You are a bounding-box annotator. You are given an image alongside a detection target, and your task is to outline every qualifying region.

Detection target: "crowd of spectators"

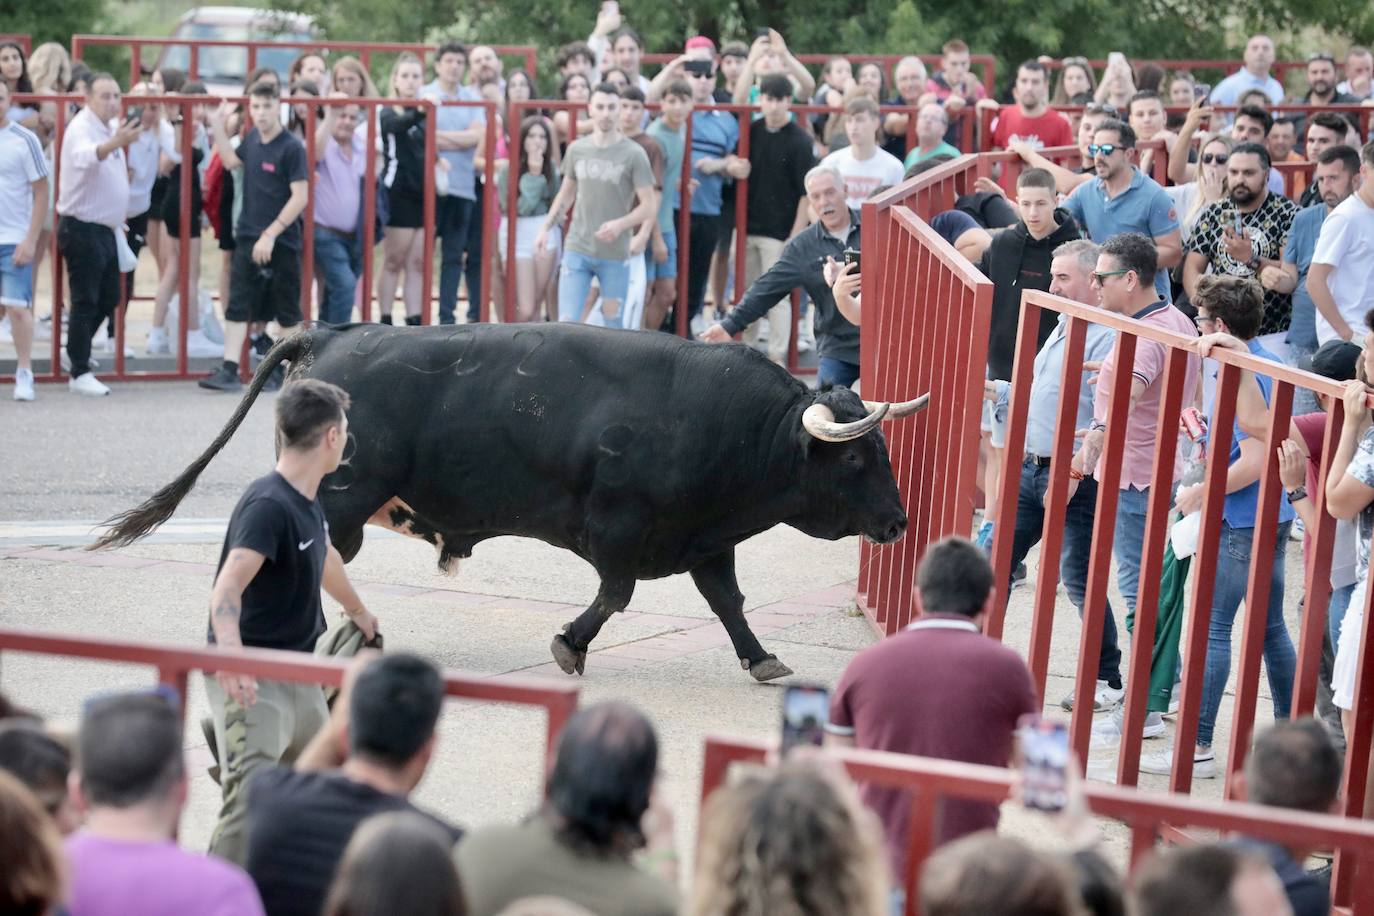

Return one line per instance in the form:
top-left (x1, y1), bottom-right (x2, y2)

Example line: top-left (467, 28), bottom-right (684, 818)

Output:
top-left (0, 539), bottom-right (1355, 916)
top-left (2, 27), bottom-right (1369, 400)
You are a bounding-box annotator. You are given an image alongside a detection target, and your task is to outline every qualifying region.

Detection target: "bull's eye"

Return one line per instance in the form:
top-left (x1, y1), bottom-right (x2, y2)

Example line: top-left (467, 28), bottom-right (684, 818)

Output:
top-left (843, 450), bottom-right (863, 468)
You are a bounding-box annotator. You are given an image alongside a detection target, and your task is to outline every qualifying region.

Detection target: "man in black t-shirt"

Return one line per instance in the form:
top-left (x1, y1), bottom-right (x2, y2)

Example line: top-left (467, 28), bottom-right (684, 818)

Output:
top-left (243, 653), bottom-right (458, 916)
top-left (202, 80), bottom-right (310, 393)
top-left (206, 379), bottom-right (379, 865)
top-left (741, 74), bottom-right (815, 364)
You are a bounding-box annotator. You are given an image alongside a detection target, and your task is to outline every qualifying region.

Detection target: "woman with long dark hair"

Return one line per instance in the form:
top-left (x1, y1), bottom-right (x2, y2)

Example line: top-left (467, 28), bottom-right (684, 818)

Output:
top-left (497, 116), bottom-right (561, 321)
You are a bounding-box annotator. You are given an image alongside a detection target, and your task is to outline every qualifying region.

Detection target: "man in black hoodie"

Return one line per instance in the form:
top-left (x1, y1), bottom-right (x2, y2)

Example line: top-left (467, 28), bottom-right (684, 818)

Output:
top-left (975, 167), bottom-right (1081, 547)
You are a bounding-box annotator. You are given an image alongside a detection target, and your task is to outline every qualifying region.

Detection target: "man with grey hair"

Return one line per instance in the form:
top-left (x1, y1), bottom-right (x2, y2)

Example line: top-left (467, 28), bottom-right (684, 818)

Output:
top-left (700, 164), bottom-right (863, 387)
top-left (1001, 239), bottom-right (1125, 710)
top-left (903, 103), bottom-right (961, 169)
top-left (883, 55), bottom-right (929, 160)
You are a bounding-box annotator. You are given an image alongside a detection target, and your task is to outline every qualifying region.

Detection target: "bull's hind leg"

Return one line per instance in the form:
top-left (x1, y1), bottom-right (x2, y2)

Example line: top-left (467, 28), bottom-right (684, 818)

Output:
top-left (551, 576), bottom-right (636, 675)
top-left (691, 551), bottom-right (793, 682)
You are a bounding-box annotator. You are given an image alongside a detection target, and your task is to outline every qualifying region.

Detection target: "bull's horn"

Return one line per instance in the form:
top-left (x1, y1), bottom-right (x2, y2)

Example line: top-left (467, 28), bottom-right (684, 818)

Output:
top-left (863, 393), bottom-right (930, 418)
top-left (802, 402), bottom-right (889, 442)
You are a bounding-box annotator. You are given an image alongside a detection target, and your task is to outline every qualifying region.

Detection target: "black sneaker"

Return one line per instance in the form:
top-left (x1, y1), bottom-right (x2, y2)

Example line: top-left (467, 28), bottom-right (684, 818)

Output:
top-left (262, 365), bottom-right (285, 392)
top-left (248, 334), bottom-right (274, 370)
top-left (198, 364), bottom-right (242, 392)
top-left (1010, 561), bottom-right (1028, 588)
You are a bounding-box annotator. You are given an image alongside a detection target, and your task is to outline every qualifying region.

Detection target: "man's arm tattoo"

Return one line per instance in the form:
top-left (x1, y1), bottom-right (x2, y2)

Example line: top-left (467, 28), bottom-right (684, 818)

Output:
top-left (212, 597), bottom-right (241, 620)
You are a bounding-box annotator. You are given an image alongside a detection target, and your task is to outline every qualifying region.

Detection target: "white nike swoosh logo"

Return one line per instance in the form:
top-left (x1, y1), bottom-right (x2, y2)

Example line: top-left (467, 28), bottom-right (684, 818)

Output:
top-left (298, 539), bottom-right (315, 550)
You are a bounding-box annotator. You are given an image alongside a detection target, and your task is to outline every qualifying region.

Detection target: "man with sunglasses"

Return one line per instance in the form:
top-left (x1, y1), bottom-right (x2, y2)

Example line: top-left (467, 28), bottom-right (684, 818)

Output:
top-left (1064, 119), bottom-right (1181, 301)
top-left (1183, 141), bottom-right (1298, 346)
top-left (1072, 233), bottom-right (1200, 750)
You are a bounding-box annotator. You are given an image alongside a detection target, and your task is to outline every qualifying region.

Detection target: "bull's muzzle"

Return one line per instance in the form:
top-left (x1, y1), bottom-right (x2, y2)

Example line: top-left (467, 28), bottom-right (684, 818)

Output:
top-left (800, 393), bottom-right (929, 443)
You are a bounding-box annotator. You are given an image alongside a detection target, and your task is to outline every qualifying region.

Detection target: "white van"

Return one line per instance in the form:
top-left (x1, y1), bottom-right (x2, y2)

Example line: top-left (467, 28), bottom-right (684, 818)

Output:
top-left (155, 6), bottom-right (318, 92)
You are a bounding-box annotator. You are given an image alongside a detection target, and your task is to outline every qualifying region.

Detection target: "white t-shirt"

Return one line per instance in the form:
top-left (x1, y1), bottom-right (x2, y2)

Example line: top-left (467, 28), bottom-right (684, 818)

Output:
top-left (0, 121), bottom-right (48, 245)
top-left (820, 145), bottom-right (905, 210)
top-left (1312, 193), bottom-right (1374, 344)
top-left (126, 129), bottom-right (161, 217)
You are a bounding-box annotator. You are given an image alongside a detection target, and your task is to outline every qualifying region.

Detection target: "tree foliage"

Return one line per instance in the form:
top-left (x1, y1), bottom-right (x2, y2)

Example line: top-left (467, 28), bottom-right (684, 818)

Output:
top-left (273, 0), bottom-right (1372, 94)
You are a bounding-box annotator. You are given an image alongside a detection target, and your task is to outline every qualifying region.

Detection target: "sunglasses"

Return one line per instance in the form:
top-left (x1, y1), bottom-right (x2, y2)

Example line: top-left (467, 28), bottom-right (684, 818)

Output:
top-left (1087, 143), bottom-right (1125, 157)
top-left (1084, 103), bottom-right (1119, 117)
top-left (1091, 268), bottom-right (1132, 284)
top-left (1307, 52), bottom-right (1336, 64)
top-left (1201, 152), bottom-right (1229, 165)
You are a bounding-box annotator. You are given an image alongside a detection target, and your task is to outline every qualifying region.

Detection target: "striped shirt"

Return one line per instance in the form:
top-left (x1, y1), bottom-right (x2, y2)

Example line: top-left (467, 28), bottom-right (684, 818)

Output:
top-left (0, 120), bottom-right (48, 245)
top-left (56, 107), bottom-right (130, 229)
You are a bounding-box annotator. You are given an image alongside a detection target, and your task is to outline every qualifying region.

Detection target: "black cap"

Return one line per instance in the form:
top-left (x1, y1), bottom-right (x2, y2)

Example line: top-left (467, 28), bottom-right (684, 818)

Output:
top-left (1310, 340), bottom-right (1361, 382)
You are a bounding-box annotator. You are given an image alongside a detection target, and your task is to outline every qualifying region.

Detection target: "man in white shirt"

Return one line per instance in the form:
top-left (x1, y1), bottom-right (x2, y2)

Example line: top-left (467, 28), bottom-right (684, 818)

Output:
top-left (0, 79), bottom-right (48, 402)
top-left (1209, 35), bottom-right (1285, 106)
top-left (55, 72), bottom-right (140, 397)
top-left (820, 97), bottom-right (905, 210)
top-left (1310, 140), bottom-right (1374, 344)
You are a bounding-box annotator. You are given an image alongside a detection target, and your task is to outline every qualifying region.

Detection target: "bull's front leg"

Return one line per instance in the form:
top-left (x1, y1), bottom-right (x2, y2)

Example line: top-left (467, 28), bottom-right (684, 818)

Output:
top-left (551, 576), bottom-right (636, 675)
top-left (691, 551), bottom-right (793, 682)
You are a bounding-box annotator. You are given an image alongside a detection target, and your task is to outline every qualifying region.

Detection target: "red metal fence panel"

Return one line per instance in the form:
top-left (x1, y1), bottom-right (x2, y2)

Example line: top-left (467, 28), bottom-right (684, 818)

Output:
top-left (699, 733), bottom-right (1374, 916)
top-left (0, 626), bottom-right (578, 773)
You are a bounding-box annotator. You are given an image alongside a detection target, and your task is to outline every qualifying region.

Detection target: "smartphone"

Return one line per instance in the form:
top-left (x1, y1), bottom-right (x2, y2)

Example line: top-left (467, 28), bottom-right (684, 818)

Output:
top-left (1193, 82), bottom-right (1211, 101)
top-left (756, 27), bottom-right (771, 38)
top-left (125, 105), bottom-right (143, 125)
top-left (601, 0), bottom-right (618, 14)
top-left (1019, 715), bottom-right (1069, 811)
top-left (1107, 51), bottom-right (1127, 69)
top-left (843, 248), bottom-right (861, 271)
top-left (683, 59), bottom-right (713, 77)
top-left (1231, 209), bottom-right (1244, 234)
top-left (780, 683), bottom-right (830, 755)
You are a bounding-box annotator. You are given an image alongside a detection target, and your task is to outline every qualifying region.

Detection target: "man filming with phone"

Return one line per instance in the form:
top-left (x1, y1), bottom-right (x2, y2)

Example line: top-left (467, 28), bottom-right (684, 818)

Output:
top-left (699, 164), bottom-right (863, 388)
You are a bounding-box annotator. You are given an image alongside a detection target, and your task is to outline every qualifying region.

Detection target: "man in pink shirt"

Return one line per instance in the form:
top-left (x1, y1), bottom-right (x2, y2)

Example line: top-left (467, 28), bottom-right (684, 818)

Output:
top-left (64, 690), bottom-right (265, 916)
top-left (1072, 232), bottom-right (1200, 743)
top-left (55, 73), bottom-right (142, 397)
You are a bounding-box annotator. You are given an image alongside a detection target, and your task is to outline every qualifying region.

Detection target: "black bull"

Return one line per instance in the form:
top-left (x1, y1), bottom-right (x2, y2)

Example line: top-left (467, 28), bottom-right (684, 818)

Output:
top-left (94, 323), bottom-right (928, 681)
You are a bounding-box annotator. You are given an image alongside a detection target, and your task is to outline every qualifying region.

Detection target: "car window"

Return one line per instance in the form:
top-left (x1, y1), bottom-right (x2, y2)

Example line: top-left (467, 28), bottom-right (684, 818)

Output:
top-left (159, 22), bottom-right (313, 83)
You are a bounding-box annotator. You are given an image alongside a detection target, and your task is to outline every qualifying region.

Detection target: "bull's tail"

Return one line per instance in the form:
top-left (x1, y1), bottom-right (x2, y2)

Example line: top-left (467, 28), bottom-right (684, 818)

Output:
top-left (89, 333), bottom-right (312, 550)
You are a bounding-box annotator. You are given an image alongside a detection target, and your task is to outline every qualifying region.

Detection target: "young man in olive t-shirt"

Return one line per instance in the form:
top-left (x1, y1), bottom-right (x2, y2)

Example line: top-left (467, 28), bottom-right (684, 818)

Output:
top-left (535, 83), bottom-right (656, 329)
top-left (205, 379), bottom-right (379, 864)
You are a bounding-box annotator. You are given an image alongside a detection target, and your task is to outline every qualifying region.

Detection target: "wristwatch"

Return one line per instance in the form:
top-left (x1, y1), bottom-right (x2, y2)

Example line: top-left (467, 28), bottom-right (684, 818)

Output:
top-left (1287, 485), bottom-right (1308, 502)
top-left (1089, 418), bottom-right (1107, 433)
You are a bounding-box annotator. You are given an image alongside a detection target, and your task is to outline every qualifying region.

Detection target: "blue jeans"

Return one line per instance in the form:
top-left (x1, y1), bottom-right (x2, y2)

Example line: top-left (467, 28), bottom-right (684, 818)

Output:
top-left (437, 195), bottom-right (476, 324)
top-left (313, 227), bottom-right (361, 325)
top-left (1288, 343), bottom-right (1320, 416)
top-left (1008, 460), bottom-right (1122, 683)
top-left (1113, 486), bottom-right (1151, 618)
top-left (1197, 520), bottom-right (1296, 748)
top-left (1330, 582), bottom-right (1356, 650)
top-left (818, 357), bottom-right (860, 388)
top-left (558, 250), bottom-right (630, 328)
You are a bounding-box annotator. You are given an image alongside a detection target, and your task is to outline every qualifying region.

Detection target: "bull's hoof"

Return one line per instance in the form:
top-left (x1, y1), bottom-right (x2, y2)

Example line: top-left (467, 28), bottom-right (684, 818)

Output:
top-left (747, 655), bottom-right (794, 682)
top-left (551, 632), bottom-right (587, 675)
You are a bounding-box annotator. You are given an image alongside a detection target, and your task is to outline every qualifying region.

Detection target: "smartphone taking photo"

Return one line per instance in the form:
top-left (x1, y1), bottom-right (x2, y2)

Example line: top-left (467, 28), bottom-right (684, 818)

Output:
top-left (780, 684), bottom-right (830, 754)
top-left (1018, 714), bottom-right (1069, 812)
top-left (843, 248), bottom-right (861, 272)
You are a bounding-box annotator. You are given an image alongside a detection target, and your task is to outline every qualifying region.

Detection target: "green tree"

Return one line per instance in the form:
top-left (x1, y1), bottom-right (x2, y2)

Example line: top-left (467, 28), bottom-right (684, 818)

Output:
top-left (4, 0), bottom-right (107, 49)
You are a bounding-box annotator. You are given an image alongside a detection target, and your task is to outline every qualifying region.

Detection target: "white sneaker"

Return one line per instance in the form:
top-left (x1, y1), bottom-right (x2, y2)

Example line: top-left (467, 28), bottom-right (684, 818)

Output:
top-left (1138, 747), bottom-right (1215, 778)
top-left (689, 314), bottom-right (705, 337)
top-left (96, 335), bottom-right (135, 358)
top-left (13, 367), bottom-right (34, 401)
top-left (1059, 679), bottom-right (1125, 713)
top-left (1089, 706), bottom-right (1166, 750)
top-left (68, 372), bottom-right (110, 397)
top-left (184, 328), bottom-right (222, 358)
top-left (146, 327), bottom-right (170, 355)
top-left (756, 318), bottom-right (770, 342)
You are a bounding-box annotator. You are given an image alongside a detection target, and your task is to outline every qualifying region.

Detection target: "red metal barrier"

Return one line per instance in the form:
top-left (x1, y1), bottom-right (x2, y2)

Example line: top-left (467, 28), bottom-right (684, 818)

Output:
top-left (699, 734), bottom-right (1374, 915)
top-left (0, 626), bottom-right (578, 773)
top-left (70, 35), bottom-right (538, 89)
top-left (1042, 57), bottom-right (1315, 87)
top-left (0, 34), bottom-right (31, 54)
top-left (983, 287), bottom-right (1374, 909)
top-left (856, 155), bottom-right (992, 633)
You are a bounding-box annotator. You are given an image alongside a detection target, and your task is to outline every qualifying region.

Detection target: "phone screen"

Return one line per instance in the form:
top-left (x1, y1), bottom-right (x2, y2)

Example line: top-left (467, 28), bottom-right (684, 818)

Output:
top-left (1193, 83), bottom-right (1211, 100)
top-left (1018, 714), bottom-right (1069, 811)
top-left (780, 684), bottom-right (830, 754)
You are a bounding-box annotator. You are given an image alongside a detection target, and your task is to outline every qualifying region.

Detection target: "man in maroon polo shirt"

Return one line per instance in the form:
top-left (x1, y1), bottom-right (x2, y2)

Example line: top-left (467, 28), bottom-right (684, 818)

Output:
top-left (827, 536), bottom-right (1039, 880)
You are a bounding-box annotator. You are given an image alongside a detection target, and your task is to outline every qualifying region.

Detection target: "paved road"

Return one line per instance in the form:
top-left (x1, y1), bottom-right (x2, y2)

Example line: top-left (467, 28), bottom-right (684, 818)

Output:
top-left (0, 381), bottom-right (1302, 873)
